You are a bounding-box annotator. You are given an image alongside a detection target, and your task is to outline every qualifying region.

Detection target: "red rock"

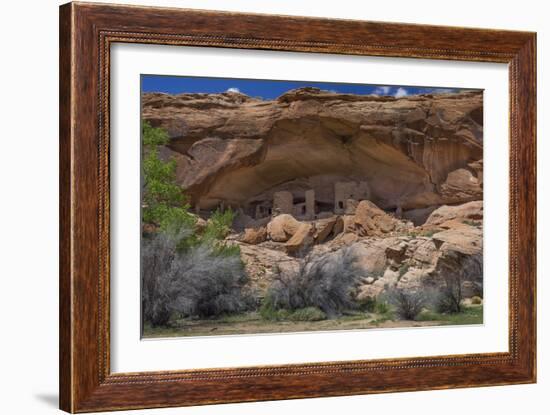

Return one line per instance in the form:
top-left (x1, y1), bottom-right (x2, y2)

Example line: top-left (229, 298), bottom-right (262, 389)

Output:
top-left (142, 89), bottom-right (483, 212)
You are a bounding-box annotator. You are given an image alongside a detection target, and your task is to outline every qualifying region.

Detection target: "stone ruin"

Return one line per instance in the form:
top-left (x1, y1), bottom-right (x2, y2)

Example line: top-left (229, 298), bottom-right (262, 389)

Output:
top-left (251, 180), bottom-right (371, 221)
top-left (334, 181), bottom-right (370, 214)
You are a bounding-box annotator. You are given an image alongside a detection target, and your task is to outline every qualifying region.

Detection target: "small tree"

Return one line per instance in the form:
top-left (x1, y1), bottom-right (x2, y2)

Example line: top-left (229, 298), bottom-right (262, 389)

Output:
top-left (436, 252), bottom-right (482, 314)
top-left (141, 121), bottom-right (194, 232)
top-left (202, 208), bottom-right (235, 241)
top-left (385, 287), bottom-right (427, 320)
top-left (177, 207), bottom-right (240, 256)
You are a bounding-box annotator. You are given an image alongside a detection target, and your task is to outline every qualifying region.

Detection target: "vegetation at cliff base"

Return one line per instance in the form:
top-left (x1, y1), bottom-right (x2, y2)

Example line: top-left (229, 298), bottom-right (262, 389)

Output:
top-left (141, 122), bottom-right (247, 327)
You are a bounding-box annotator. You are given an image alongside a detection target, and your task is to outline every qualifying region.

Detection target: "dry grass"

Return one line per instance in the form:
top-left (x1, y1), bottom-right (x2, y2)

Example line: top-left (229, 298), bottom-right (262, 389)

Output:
top-left (142, 306), bottom-right (482, 338)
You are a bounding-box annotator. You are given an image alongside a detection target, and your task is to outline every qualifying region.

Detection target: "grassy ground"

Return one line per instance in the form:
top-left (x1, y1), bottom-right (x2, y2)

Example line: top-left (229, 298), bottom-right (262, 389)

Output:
top-left (416, 304), bottom-right (484, 325)
top-left (143, 305), bottom-right (483, 338)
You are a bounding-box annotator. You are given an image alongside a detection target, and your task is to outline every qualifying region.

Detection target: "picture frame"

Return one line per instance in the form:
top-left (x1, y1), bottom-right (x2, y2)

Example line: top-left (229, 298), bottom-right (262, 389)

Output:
top-left (59, 2), bottom-right (536, 412)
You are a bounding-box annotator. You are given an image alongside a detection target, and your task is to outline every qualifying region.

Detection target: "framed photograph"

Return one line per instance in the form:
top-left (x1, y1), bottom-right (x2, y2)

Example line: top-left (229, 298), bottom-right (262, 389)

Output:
top-left (59, 2), bottom-right (536, 412)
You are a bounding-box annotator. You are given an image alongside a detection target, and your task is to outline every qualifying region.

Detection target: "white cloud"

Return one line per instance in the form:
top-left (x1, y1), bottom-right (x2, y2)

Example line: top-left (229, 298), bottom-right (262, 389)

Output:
top-left (434, 88), bottom-right (455, 94)
top-left (226, 87), bottom-right (241, 93)
top-left (373, 86), bottom-right (391, 95)
top-left (394, 87), bottom-right (409, 98)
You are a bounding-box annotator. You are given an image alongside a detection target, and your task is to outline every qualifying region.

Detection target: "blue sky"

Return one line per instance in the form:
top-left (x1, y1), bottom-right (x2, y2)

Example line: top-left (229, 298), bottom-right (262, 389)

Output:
top-left (141, 75), bottom-right (469, 100)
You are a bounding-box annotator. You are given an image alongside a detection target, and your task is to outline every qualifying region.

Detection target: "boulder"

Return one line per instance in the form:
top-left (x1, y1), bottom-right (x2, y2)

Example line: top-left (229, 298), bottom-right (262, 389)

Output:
top-left (339, 232), bottom-right (359, 246)
top-left (396, 267), bottom-right (434, 291)
top-left (236, 242), bottom-right (299, 291)
top-left (354, 200), bottom-right (400, 236)
top-left (349, 241), bottom-right (390, 277)
top-left (440, 168), bottom-right (483, 202)
top-left (342, 215), bottom-right (357, 233)
top-left (266, 214), bottom-right (301, 242)
top-left (332, 216), bottom-right (344, 236)
top-left (385, 241), bottom-right (408, 266)
top-left (313, 216), bottom-right (338, 243)
top-left (380, 267), bottom-right (400, 287)
top-left (432, 226), bottom-right (482, 256)
top-left (357, 282), bottom-right (385, 300)
top-left (408, 238), bottom-right (439, 267)
top-left (425, 201), bottom-right (483, 226)
top-left (345, 199), bottom-right (359, 214)
top-left (285, 223), bottom-right (314, 254)
top-left (241, 227), bottom-right (267, 244)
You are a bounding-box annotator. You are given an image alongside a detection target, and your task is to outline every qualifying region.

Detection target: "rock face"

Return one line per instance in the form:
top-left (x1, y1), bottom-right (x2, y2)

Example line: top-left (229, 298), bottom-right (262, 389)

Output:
top-left (350, 222), bottom-right (482, 301)
top-left (143, 88), bottom-right (483, 216)
top-left (352, 200), bottom-right (408, 236)
top-left (142, 87), bottom-right (484, 303)
top-left (232, 199), bottom-right (483, 301)
top-left (252, 201), bottom-right (414, 254)
top-left (425, 201), bottom-right (483, 226)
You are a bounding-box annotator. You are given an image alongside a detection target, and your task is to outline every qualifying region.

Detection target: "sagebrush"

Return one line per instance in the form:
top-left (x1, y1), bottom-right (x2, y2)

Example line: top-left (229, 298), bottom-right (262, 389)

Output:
top-left (142, 229), bottom-right (249, 326)
top-left (263, 247), bottom-right (360, 318)
top-left (384, 287), bottom-right (428, 320)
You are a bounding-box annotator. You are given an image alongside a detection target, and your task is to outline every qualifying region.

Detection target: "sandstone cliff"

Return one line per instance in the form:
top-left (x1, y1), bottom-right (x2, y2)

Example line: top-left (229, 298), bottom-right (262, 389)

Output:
top-left (142, 88), bottom-right (483, 223)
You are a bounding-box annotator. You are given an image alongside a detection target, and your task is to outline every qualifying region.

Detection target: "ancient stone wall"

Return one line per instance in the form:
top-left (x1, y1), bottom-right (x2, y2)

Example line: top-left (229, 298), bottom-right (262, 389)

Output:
top-left (334, 181), bottom-right (371, 213)
top-left (305, 189), bottom-right (315, 220)
top-left (273, 191), bottom-right (293, 215)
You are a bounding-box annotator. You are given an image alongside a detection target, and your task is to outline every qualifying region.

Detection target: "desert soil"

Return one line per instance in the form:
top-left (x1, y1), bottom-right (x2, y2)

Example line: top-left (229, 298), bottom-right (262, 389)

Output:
top-left (143, 307), bottom-right (483, 338)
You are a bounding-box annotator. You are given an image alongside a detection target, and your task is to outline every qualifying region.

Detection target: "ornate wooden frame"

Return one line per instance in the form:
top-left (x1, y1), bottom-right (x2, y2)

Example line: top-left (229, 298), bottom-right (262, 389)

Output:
top-left (59, 2), bottom-right (536, 412)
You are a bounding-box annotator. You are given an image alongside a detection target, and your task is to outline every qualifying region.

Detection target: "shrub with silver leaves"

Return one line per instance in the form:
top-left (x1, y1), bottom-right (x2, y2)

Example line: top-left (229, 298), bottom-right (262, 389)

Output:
top-left (141, 229), bottom-right (248, 326)
top-left (384, 287), bottom-right (428, 320)
top-left (264, 247), bottom-right (359, 318)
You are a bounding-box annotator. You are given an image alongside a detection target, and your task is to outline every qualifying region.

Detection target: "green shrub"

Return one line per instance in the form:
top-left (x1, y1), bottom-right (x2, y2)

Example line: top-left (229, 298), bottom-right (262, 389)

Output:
top-left (356, 296), bottom-right (376, 312)
top-left (259, 298), bottom-right (327, 322)
top-left (288, 307), bottom-right (327, 322)
top-left (141, 121), bottom-right (195, 233)
top-left (177, 207), bottom-right (238, 254)
top-left (202, 208), bottom-right (236, 242)
top-left (259, 298), bottom-right (290, 321)
top-left (398, 263), bottom-right (409, 279)
top-left (356, 296), bottom-right (390, 315)
top-left (374, 299), bottom-right (391, 315)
